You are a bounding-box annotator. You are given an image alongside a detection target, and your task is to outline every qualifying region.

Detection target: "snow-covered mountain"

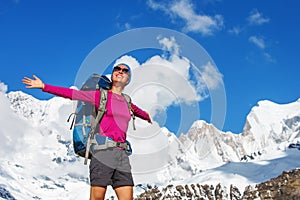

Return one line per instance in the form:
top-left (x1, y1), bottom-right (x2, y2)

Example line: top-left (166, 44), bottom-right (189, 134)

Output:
top-left (132, 98), bottom-right (300, 187)
top-left (1, 89), bottom-right (299, 199)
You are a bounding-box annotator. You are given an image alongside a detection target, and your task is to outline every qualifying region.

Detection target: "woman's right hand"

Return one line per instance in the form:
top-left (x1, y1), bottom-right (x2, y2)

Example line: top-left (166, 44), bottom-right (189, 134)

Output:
top-left (22, 75), bottom-right (44, 89)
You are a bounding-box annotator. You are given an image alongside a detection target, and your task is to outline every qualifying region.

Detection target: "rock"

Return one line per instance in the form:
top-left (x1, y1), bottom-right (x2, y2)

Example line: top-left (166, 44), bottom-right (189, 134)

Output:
top-left (242, 168), bottom-right (300, 199)
top-left (0, 186), bottom-right (16, 200)
top-left (134, 169), bottom-right (300, 200)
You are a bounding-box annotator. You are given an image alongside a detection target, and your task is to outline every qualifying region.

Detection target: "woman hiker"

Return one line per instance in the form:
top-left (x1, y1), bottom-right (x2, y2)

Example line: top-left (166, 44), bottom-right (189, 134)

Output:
top-left (22, 63), bottom-right (152, 200)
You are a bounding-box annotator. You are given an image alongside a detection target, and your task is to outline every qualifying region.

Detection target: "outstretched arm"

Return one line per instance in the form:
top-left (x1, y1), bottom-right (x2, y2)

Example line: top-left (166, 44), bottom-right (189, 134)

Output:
top-left (22, 75), bottom-right (44, 89)
top-left (22, 75), bottom-right (99, 106)
top-left (131, 103), bottom-right (152, 124)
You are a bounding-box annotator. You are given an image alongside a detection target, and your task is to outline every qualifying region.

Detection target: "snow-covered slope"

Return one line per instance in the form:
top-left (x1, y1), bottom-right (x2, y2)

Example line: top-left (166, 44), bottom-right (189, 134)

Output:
top-left (146, 98), bottom-right (300, 186)
top-left (241, 99), bottom-right (300, 153)
top-left (1, 89), bottom-right (300, 199)
top-left (1, 91), bottom-right (90, 200)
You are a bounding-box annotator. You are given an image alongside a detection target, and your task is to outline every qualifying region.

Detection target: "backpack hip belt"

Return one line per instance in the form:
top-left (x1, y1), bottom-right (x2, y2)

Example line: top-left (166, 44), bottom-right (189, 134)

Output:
top-left (90, 135), bottom-right (131, 152)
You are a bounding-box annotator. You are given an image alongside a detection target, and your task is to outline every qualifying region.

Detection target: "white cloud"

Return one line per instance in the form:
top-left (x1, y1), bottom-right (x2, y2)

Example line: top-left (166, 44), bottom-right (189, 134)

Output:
top-left (247, 37), bottom-right (276, 63)
top-left (116, 22), bottom-right (133, 31)
top-left (263, 52), bottom-right (276, 63)
top-left (123, 37), bottom-right (223, 123)
top-left (201, 61), bottom-right (223, 90)
top-left (125, 54), bottom-right (197, 120)
top-left (247, 9), bottom-right (270, 26)
top-left (249, 36), bottom-right (266, 49)
top-left (0, 82), bottom-right (8, 93)
top-left (147, 0), bottom-right (223, 35)
top-left (228, 26), bottom-right (242, 35)
top-left (158, 36), bottom-right (180, 56)
top-left (124, 23), bottom-right (131, 30)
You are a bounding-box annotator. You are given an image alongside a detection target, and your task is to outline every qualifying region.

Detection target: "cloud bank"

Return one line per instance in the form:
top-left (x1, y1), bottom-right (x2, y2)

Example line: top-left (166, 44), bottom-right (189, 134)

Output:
top-left (147, 0), bottom-right (223, 35)
top-left (114, 37), bottom-right (223, 127)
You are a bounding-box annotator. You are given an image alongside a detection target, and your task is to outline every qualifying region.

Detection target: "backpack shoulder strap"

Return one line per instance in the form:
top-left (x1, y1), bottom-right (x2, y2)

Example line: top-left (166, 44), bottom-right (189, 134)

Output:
top-left (84, 88), bottom-right (108, 165)
top-left (96, 88), bottom-right (108, 125)
top-left (122, 93), bottom-right (136, 130)
top-left (122, 93), bottom-right (131, 105)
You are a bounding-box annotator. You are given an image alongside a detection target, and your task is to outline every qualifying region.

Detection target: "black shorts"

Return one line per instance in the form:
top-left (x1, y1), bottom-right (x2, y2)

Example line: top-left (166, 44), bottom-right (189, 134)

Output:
top-left (89, 148), bottom-right (134, 188)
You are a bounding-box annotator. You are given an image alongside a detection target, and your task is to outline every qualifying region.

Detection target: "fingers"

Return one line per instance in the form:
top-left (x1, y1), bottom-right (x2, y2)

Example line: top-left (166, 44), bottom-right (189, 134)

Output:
top-left (22, 78), bottom-right (31, 85)
top-left (22, 77), bottom-right (31, 82)
top-left (22, 75), bottom-right (43, 89)
top-left (22, 75), bottom-right (38, 82)
top-left (33, 75), bottom-right (39, 80)
top-left (22, 77), bottom-right (34, 85)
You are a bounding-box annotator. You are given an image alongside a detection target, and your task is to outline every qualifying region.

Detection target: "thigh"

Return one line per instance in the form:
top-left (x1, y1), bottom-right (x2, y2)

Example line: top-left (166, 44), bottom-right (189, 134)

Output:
top-left (112, 169), bottom-right (134, 189)
top-left (114, 186), bottom-right (133, 200)
top-left (90, 186), bottom-right (107, 200)
top-left (116, 149), bottom-right (132, 173)
top-left (112, 150), bottom-right (134, 188)
top-left (90, 152), bottom-right (115, 187)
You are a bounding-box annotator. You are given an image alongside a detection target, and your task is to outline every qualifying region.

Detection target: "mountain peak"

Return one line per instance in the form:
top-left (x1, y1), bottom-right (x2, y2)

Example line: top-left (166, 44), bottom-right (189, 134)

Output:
top-left (6, 90), bottom-right (73, 125)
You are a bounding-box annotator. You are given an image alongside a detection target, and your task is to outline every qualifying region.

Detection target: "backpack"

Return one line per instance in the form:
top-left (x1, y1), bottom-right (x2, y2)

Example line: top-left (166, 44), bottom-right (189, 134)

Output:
top-left (67, 74), bottom-right (135, 164)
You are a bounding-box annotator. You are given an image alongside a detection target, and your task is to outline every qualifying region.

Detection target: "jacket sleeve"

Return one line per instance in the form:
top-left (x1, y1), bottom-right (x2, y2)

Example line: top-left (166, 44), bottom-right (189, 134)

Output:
top-left (130, 103), bottom-right (151, 122)
top-left (42, 84), bottom-right (99, 106)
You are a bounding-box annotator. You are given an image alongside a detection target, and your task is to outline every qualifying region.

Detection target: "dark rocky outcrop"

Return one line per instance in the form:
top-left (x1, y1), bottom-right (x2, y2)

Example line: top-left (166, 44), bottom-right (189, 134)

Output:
top-left (134, 168), bottom-right (300, 200)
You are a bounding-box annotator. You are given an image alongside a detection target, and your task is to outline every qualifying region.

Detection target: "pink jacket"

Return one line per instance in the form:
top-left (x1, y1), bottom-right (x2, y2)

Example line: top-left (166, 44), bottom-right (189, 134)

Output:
top-left (43, 84), bottom-right (150, 142)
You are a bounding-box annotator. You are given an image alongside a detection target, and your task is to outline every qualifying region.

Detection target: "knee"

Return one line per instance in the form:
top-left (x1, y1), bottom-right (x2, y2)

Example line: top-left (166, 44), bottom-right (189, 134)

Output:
top-left (90, 186), bottom-right (107, 200)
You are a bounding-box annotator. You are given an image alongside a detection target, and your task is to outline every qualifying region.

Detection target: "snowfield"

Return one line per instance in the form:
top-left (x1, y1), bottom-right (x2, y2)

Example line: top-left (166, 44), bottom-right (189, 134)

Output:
top-left (1, 90), bottom-right (299, 199)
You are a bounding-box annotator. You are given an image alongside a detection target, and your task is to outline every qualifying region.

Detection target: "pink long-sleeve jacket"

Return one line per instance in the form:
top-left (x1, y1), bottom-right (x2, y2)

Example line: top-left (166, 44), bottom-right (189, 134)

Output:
top-left (43, 84), bottom-right (150, 142)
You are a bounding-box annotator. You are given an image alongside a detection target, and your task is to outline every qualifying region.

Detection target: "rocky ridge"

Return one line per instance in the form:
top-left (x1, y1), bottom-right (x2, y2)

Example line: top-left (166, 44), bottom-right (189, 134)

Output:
top-left (134, 168), bottom-right (300, 200)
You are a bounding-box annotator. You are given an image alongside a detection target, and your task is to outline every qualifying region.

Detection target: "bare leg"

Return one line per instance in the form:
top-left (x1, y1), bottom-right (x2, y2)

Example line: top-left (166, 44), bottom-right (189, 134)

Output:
top-left (114, 186), bottom-right (133, 200)
top-left (90, 186), bottom-right (107, 200)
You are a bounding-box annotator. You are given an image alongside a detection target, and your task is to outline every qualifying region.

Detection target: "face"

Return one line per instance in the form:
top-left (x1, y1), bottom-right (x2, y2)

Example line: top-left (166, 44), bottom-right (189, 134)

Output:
top-left (111, 64), bottom-right (130, 86)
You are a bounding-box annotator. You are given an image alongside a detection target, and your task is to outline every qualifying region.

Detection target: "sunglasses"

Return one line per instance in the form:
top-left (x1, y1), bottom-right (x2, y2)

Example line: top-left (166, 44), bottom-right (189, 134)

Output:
top-left (113, 66), bottom-right (130, 73)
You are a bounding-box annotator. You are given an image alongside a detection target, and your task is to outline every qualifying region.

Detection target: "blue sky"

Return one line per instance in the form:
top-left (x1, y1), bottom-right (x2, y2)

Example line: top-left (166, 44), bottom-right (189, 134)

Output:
top-left (1, 0), bottom-right (299, 134)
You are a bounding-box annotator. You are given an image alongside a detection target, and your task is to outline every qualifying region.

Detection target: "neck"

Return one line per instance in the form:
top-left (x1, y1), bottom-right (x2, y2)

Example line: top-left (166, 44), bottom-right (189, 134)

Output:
top-left (110, 85), bottom-right (124, 95)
